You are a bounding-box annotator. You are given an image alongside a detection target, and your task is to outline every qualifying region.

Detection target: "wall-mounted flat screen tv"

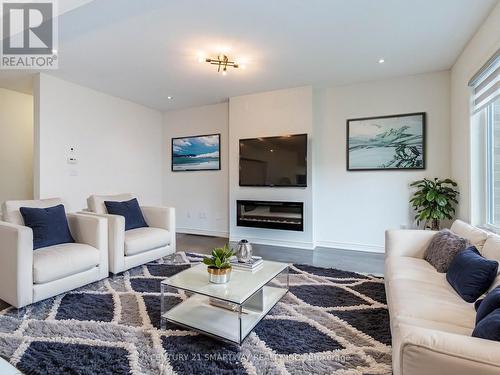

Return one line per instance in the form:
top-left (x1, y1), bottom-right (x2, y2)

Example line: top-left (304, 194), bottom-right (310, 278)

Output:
top-left (239, 134), bottom-right (307, 187)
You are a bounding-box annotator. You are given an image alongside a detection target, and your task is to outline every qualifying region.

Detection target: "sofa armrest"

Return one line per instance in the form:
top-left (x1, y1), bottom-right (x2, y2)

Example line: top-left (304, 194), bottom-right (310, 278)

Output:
top-left (385, 229), bottom-right (437, 259)
top-left (0, 221), bottom-right (33, 308)
top-left (141, 206), bottom-right (175, 231)
top-left (397, 324), bottom-right (500, 375)
top-left (78, 212), bottom-right (125, 274)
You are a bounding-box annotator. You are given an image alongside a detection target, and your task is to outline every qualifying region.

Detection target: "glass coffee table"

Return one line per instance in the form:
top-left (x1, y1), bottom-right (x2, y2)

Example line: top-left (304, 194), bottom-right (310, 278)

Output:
top-left (160, 260), bottom-right (289, 345)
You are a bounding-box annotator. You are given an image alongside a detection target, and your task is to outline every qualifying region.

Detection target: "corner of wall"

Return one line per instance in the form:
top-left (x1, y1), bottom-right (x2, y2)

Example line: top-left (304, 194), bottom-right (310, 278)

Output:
top-left (33, 73), bottom-right (41, 199)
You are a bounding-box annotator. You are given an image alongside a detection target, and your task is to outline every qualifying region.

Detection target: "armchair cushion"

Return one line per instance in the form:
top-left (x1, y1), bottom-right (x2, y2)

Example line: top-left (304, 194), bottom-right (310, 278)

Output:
top-left (87, 193), bottom-right (133, 214)
top-left (104, 198), bottom-right (148, 231)
top-left (124, 227), bottom-right (170, 256)
top-left (2, 198), bottom-right (63, 225)
top-left (20, 204), bottom-right (74, 250)
top-left (33, 243), bottom-right (100, 284)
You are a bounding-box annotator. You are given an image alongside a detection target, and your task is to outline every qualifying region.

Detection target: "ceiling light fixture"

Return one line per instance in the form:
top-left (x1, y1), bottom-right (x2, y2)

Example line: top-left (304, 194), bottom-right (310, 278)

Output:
top-left (378, 58), bottom-right (385, 64)
top-left (167, 96), bottom-right (173, 100)
top-left (205, 54), bottom-right (239, 74)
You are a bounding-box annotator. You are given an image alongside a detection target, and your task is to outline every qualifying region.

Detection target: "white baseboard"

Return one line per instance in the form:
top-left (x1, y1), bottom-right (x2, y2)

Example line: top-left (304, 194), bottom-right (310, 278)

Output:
top-left (229, 236), bottom-right (315, 251)
top-left (177, 227), bottom-right (229, 238)
top-left (181, 229), bottom-right (383, 253)
top-left (314, 240), bottom-right (385, 254)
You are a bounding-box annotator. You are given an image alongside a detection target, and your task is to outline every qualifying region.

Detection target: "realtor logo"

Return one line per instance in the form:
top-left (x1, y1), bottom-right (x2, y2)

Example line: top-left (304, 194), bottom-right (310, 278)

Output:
top-left (1, 0), bottom-right (58, 69)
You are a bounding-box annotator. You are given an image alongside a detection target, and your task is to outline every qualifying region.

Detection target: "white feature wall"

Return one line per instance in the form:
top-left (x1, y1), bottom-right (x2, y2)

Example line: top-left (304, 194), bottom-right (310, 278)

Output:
top-left (313, 71), bottom-right (451, 251)
top-left (229, 86), bottom-right (314, 249)
top-left (0, 88), bottom-right (33, 205)
top-left (163, 103), bottom-right (229, 237)
top-left (34, 74), bottom-right (163, 212)
top-left (450, 2), bottom-right (500, 223)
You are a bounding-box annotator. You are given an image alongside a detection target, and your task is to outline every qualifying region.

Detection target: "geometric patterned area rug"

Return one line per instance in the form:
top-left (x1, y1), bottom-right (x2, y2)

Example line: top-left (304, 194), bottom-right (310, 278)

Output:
top-left (0, 252), bottom-right (392, 375)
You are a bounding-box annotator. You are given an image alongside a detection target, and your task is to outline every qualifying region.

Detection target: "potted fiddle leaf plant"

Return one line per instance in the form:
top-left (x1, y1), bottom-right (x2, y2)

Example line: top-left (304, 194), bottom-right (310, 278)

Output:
top-left (203, 244), bottom-right (234, 284)
top-left (409, 178), bottom-right (459, 230)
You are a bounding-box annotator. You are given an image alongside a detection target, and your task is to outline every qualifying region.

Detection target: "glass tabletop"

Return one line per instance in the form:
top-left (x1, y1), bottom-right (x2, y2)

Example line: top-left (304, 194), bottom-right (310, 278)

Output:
top-left (162, 260), bottom-right (289, 304)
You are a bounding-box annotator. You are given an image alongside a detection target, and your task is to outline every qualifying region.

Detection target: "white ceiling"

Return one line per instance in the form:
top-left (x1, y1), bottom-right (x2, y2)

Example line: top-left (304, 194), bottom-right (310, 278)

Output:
top-left (0, 0), bottom-right (498, 111)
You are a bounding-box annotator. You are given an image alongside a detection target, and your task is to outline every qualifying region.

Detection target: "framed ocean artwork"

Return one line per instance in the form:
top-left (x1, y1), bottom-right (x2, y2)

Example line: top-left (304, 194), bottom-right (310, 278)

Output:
top-left (346, 112), bottom-right (426, 171)
top-left (171, 133), bottom-right (221, 171)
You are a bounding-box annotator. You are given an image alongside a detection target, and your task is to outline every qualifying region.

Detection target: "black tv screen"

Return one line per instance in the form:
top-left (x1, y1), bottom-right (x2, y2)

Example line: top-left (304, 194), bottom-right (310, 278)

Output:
top-left (239, 134), bottom-right (307, 187)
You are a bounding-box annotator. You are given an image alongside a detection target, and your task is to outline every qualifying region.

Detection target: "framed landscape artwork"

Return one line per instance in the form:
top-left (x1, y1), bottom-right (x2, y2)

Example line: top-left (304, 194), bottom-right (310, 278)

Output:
top-left (171, 133), bottom-right (221, 171)
top-left (346, 112), bottom-right (426, 171)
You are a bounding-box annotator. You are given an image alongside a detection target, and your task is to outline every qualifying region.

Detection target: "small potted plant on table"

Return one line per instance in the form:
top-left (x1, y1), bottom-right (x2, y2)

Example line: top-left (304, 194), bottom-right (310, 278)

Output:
top-left (203, 244), bottom-right (234, 284)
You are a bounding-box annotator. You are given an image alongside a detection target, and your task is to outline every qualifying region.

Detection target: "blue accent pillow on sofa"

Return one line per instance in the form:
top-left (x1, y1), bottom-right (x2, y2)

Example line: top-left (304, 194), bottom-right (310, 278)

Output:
top-left (20, 204), bottom-right (75, 250)
top-left (446, 246), bottom-right (498, 303)
top-left (475, 286), bottom-right (500, 324)
top-left (104, 198), bottom-right (148, 231)
top-left (473, 308), bottom-right (500, 341)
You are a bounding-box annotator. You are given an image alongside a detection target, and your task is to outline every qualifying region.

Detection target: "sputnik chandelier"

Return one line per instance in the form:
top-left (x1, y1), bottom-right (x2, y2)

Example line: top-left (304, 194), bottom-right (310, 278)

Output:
top-left (205, 54), bottom-right (239, 75)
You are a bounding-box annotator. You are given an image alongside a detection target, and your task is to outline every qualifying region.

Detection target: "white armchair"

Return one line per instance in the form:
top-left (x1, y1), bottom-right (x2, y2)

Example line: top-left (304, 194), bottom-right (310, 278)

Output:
top-left (84, 194), bottom-right (175, 274)
top-left (0, 198), bottom-right (108, 308)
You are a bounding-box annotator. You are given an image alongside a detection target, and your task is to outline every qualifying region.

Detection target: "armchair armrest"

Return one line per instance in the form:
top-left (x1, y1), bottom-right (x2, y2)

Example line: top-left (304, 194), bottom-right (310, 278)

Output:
top-left (385, 229), bottom-right (437, 259)
top-left (141, 206), bottom-right (176, 254)
top-left (397, 323), bottom-right (500, 375)
top-left (140, 206), bottom-right (175, 231)
top-left (77, 211), bottom-right (125, 274)
top-left (67, 213), bottom-right (107, 250)
top-left (0, 221), bottom-right (33, 308)
top-left (67, 213), bottom-right (109, 279)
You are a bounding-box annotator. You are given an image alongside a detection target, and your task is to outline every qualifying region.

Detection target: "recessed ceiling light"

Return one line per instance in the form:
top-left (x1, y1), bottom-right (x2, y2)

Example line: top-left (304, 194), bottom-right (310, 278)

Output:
top-left (378, 58), bottom-right (385, 64)
top-left (167, 96), bottom-right (173, 100)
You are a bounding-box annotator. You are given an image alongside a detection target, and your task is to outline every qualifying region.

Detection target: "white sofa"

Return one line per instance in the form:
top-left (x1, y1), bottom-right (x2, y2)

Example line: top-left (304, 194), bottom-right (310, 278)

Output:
top-left (0, 198), bottom-right (108, 308)
top-left (84, 194), bottom-right (175, 274)
top-left (385, 220), bottom-right (500, 375)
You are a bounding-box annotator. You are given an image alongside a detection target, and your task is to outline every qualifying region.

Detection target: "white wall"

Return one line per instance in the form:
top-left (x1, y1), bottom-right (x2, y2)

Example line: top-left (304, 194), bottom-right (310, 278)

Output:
top-left (450, 2), bottom-right (500, 223)
top-left (229, 86), bottom-right (314, 249)
top-left (314, 71), bottom-right (451, 251)
top-left (34, 74), bottom-right (163, 212)
top-left (163, 103), bottom-right (229, 237)
top-left (0, 88), bottom-right (33, 205)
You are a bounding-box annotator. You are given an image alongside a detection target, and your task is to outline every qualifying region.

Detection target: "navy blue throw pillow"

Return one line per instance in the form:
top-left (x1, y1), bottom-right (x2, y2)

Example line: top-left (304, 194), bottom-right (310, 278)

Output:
top-left (475, 298), bottom-right (484, 312)
top-left (446, 246), bottom-right (498, 303)
top-left (20, 204), bottom-right (75, 250)
top-left (476, 286), bottom-right (500, 324)
top-left (472, 308), bottom-right (500, 341)
top-left (104, 198), bottom-right (148, 231)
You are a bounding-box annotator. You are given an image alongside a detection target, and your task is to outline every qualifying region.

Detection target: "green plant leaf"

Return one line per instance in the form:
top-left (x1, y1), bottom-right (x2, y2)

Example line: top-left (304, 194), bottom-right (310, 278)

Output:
top-left (436, 195), bottom-right (447, 206)
top-left (203, 258), bottom-right (215, 266)
top-left (426, 190), bottom-right (436, 202)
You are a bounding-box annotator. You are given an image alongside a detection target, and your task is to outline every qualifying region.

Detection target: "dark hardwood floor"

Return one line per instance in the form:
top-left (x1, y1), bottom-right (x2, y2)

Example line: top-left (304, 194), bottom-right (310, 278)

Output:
top-left (176, 233), bottom-right (385, 275)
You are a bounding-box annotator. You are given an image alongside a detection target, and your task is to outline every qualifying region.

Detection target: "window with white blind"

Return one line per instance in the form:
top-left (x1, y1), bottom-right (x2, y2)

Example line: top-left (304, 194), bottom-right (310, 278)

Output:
top-left (470, 51), bottom-right (500, 227)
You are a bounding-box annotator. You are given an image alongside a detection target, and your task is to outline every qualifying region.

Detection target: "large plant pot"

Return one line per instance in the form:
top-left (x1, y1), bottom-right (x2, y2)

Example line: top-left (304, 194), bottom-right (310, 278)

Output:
top-left (207, 267), bottom-right (232, 284)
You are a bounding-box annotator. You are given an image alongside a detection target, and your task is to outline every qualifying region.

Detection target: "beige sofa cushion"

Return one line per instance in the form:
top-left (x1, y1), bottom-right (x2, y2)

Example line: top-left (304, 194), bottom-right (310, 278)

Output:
top-left (2, 198), bottom-right (63, 226)
top-left (124, 227), bottom-right (170, 256)
top-left (33, 243), bottom-right (100, 284)
top-left (451, 220), bottom-right (489, 250)
top-left (386, 257), bottom-right (447, 286)
top-left (388, 278), bottom-right (476, 329)
top-left (481, 235), bottom-right (500, 292)
top-left (87, 193), bottom-right (134, 214)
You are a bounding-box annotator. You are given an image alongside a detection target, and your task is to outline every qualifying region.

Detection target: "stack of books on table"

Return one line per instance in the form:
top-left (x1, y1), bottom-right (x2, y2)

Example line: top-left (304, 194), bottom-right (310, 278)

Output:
top-left (231, 256), bottom-right (263, 272)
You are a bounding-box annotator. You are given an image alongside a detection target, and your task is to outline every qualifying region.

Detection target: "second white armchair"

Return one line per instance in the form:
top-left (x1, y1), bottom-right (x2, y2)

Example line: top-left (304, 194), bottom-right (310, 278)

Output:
top-left (85, 194), bottom-right (175, 274)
